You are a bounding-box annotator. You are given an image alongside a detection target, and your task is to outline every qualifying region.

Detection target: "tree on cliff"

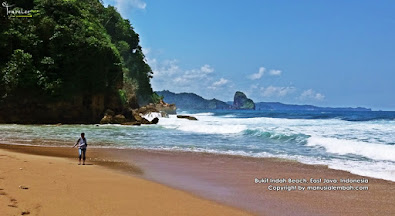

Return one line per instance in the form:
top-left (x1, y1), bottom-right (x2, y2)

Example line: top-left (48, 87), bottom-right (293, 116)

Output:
top-left (101, 5), bottom-right (154, 106)
top-left (0, 0), bottom-right (155, 123)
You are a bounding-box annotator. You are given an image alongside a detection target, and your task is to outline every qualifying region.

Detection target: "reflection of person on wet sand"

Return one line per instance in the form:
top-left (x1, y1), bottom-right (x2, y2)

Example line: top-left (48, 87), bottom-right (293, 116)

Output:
top-left (72, 133), bottom-right (88, 165)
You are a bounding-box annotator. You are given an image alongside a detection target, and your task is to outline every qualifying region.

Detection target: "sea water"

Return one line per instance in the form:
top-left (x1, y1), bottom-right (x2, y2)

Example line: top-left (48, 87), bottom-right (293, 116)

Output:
top-left (1, 110), bottom-right (394, 181)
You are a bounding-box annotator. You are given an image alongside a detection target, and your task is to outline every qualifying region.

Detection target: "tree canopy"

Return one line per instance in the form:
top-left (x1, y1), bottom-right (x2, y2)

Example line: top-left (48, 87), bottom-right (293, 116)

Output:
top-left (0, 0), bottom-right (154, 107)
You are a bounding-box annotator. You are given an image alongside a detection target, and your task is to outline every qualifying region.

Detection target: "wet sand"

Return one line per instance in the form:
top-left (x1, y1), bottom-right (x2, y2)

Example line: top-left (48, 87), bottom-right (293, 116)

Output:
top-left (1, 144), bottom-right (394, 215)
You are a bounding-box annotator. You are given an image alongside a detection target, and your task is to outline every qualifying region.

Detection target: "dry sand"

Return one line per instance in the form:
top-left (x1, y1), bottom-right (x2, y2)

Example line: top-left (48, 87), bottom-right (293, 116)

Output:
top-left (0, 148), bottom-right (251, 216)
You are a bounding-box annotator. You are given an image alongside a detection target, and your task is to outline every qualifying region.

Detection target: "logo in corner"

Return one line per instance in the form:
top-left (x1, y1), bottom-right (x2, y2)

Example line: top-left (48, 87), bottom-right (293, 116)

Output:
top-left (2, 1), bottom-right (38, 18)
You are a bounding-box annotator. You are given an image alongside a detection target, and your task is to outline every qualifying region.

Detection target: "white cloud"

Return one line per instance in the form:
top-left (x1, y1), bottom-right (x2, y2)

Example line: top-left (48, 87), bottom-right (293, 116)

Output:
top-left (261, 86), bottom-right (296, 97)
top-left (300, 89), bottom-right (325, 101)
top-left (213, 78), bottom-right (229, 86)
top-left (148, 56), bottom-right (219, 92)
top-left (201, 64), bottom-right (214, 74)
top-left (147, 58), bottom-right (179, 78)
top-left (269, 69), bottom-right (282, 76)
top-left (181, 65), bottom-right (215, 81)
top-left (140, 45), bottom-right (237, 100)
top-left (109, 0), bottom-right (146, 16)
top-left (141, 47), bottom-right (150, 55)
top-left (209, 78), bottom-right (229, 89)
top-left (148, 57), bottom-right (234, 99)
top-left (250, 84), bottom-right (259, 89)
top-left (248, 67), bottom-right (282, 79)
top-left (248, 67), bottom-right (265, 80)
top-left (117, 0), bottom-right (146, 9)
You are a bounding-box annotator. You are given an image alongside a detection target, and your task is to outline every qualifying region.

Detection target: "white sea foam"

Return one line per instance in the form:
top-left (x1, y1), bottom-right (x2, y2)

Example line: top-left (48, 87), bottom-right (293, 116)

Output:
top-left (137, 145), bottom-right (395, 181)
top-left (142, 112), bottom-right (162, 121)
top-left (160, 112), bottom-right (395, 145)
top-left (159, 115), bottom-right (247, 134)
top-left (176, 111), bottom-right (215, 116)
top-left (325, 159), bottom-right (395, 182)
top-left (307, 136), bottom-right (395, 161)
top-left (282, 155), bottom-right (395, 182)
top-left (178, 124), bottom-right (246, 134)
top-left (192, 112), bottom-right (215, 116)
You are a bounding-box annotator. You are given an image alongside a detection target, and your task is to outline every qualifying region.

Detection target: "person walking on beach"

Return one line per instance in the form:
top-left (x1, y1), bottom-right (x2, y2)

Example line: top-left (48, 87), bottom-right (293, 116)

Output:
top-left (73, 133), bottom-right (88, 165)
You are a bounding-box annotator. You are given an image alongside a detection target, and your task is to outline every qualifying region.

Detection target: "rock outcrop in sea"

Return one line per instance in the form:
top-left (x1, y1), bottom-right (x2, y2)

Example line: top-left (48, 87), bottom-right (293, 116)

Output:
top-left (177, 115), bottom-right (198, 121)
top-left (233, 91), bottom-right (255, 110)
top-left (99, 101), bottom-right (176, 125)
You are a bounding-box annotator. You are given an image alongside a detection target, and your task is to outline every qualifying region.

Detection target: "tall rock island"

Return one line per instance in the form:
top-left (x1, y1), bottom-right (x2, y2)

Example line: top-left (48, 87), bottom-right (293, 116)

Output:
top-left (233, 91), bottom-right (255, 110)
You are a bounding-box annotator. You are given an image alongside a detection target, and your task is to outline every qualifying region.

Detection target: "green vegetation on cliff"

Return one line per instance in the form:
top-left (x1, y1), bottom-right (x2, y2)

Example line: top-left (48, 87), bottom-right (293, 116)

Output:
top-left (233, 91), bottom-right (255, 110)
top-left (0, 0), bottom-right (154, 123)
top-left (156, 90), bottom-right (232, 110)
top-left (156, 90), bottom-right (256, 110)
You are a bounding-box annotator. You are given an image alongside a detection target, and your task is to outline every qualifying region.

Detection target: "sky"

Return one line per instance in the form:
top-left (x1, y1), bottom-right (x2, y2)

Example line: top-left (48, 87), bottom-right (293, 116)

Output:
top-left (102, 0), bottom-right (395, 110)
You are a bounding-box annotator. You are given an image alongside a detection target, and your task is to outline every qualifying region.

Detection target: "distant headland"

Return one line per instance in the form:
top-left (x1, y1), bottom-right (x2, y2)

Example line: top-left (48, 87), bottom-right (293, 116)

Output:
top-left (156, 90), bottom-right (372, 112)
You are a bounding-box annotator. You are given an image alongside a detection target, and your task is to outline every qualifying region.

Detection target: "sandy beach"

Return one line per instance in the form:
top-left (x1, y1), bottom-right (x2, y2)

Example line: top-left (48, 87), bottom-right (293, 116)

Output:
top-left (1, 144), bottom-right (394, 216)
top-left (1, 1), bottom-right (395, 216)
top-left (0, 146), bottom-right (250, 216)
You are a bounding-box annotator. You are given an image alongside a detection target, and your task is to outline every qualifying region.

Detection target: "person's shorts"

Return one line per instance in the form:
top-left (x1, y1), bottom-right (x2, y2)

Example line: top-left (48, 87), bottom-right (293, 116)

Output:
top-left (79, 148), bottom-right (86, 155)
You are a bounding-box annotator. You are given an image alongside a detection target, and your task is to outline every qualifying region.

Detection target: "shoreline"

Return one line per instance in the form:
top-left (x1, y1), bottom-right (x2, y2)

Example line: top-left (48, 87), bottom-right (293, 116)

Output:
top-left (1, 143), bottom-right (394, 215)
top-left (2, 139), bottom-right (394, 183)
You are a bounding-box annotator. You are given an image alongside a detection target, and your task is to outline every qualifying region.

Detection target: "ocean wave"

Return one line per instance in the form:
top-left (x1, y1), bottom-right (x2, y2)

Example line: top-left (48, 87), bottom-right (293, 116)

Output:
top-left (159, 114), bottom-right (246, 134)
top-left (160, 113), bottom-right (395, 145)
top-left (191, 112), bottom-right (215, 116)
top-left (322, 158), bottom-right (395, 182)
top-left (134, 145), bottom-right (395, 181)
top-left (222, 114), bottom-right (236, 118)
top-left (176, 123), bottom-right (246, 134)
top-left (243, 129), bottom-right (309, 143)
top-left (102, 144), bottom-right (395, 182)
top-left (306, 136), bottom-right (395, 162)
top-left (176, 111), bottom-right (215, 116)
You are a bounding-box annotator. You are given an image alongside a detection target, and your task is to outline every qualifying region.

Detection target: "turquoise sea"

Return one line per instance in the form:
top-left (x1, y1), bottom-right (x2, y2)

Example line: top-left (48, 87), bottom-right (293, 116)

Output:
top-left (1, 110), bottom-right (394, 181)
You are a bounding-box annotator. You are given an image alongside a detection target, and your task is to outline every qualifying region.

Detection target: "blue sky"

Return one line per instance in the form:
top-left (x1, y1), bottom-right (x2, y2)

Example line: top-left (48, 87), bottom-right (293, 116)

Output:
top-left (103, 0), bottom-right (395, 110)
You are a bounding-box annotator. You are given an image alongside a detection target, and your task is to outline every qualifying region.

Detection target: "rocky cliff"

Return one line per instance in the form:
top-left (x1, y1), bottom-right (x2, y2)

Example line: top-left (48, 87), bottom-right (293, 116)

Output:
top-left (0, 0), bottom-right (155, 124)
top-left (156, 90), bottom-right (232, 110)
top-left (233, 91), bottom-right (255, 110)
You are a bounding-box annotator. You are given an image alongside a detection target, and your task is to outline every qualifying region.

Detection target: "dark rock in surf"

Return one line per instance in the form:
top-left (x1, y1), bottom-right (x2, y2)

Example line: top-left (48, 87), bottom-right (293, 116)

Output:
top-left (150, 117), bottom-right (159, 124)
top-left (177, 115), bottom-right (198, 121)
